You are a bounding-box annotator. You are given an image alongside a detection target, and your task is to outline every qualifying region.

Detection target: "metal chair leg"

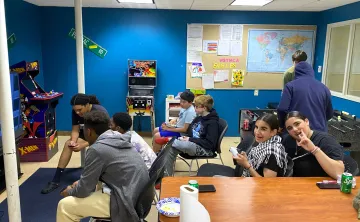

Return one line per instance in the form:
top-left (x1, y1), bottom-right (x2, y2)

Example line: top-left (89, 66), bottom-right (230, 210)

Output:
top-left (196, 159), bottom-right (200, 170)
top-left (219, 154), bottom-right (224, 165)
top-left (206, 159), bottom-right (208, 163)
top-left (189, 160), bottom-right (194, 176)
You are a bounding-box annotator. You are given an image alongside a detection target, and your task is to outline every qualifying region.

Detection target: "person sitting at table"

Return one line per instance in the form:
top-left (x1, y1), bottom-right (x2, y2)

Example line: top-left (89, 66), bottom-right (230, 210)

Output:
top-left (283, 111), bottom-right (344, 179)
top-left (234, 113), bottom-right (290, 177)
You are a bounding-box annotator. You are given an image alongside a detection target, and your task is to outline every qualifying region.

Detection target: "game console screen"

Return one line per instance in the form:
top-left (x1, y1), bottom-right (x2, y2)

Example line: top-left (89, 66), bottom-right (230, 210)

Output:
top-left (128, 60), bottom-right (156, 78)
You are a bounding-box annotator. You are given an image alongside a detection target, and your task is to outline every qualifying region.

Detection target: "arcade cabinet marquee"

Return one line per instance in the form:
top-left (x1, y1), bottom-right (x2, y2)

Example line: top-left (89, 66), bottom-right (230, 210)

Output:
top-left (10, 60), bottom-right (63, 162)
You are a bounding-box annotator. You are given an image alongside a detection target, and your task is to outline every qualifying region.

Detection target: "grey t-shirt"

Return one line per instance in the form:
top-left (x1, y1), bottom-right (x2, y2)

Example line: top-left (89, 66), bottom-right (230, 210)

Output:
top-left (176, 105), bottom-right (196, 128)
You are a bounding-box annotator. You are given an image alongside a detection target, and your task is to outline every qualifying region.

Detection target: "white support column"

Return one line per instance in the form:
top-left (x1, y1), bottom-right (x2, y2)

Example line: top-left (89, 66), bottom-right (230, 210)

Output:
top-left (75, 0), bottom-right (86, 167)
top-left (75, 0), bottom-right (85, 94)
top-left (0, 0), bottom-right (22, 221)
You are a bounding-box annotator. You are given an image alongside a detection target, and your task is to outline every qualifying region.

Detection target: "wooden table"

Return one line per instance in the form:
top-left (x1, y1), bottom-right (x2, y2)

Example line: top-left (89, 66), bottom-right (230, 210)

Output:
top-left (159, 177), bottom-right (360, 222)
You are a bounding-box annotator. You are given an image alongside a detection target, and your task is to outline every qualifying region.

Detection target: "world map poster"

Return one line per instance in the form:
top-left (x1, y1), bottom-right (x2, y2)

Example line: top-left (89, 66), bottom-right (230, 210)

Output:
top-left (246, 30), bottom-right (315, 73)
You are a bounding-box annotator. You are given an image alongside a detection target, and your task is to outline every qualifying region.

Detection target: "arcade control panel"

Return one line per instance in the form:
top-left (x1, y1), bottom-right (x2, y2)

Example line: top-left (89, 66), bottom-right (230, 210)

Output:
top-left (30, 91), bottom-right (63, 102)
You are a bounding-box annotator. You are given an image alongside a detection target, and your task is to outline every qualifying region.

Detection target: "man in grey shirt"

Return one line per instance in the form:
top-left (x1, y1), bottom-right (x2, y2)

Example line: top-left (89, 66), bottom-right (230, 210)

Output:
top-left (57, 111), bottom-right (149, 222)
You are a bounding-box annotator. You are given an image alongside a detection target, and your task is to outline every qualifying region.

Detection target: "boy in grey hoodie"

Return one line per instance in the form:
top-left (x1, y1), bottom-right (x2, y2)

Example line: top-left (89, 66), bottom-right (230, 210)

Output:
top-left (57, 111), bottom-right (149, 222)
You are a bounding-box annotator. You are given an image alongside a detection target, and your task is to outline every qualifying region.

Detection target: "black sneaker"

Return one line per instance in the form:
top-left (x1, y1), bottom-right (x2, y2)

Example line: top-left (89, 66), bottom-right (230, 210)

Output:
top-left (41, 182), bottom-right (59, 194)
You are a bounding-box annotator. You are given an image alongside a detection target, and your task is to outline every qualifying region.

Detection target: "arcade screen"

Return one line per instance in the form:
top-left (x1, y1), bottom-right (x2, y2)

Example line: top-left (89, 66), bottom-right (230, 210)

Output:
top-left (128, 60), bottom-right (156, 78)
top-left (22, 77), bottom-right (41, 94)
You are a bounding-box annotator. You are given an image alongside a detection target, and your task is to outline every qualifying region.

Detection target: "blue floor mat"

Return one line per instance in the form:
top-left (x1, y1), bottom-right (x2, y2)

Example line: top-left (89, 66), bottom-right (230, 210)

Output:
top-left (0, 168), bottom-right (90, 222)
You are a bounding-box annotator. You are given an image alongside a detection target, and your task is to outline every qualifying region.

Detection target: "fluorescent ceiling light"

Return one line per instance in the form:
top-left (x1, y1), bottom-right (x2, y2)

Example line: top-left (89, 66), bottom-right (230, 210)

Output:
top-left (231, 0), bottom-right (273, 6)
top-left (116, 0), bottom-right (154, 3)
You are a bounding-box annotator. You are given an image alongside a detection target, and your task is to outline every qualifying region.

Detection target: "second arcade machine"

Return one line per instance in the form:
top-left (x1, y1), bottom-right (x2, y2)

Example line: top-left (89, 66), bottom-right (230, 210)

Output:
top-left (10, 60), bottom-right (63, 162)
top-left (126, 60), bottom-right (156, 132)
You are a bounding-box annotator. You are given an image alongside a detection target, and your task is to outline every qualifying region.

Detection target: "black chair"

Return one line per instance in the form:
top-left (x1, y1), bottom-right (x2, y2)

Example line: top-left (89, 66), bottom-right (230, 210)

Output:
top-left (344, 155), bottom-right (359, 176)
top-left (92, 140), bottom-right (171, 222)
top-left (197, 152), bottom-right (294, 178)
top-left (176, 118), bottom-right (228, 176)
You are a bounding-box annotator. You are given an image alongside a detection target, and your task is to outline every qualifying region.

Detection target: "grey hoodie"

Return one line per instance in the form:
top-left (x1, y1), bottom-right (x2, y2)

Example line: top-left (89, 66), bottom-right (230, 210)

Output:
top-left (67, 130), bottom-right (149, 221)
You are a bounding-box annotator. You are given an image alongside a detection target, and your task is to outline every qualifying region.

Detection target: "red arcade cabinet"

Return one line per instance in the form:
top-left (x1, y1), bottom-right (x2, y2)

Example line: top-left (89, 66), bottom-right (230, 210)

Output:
top-left (10, 60), bottom-right (63, 162)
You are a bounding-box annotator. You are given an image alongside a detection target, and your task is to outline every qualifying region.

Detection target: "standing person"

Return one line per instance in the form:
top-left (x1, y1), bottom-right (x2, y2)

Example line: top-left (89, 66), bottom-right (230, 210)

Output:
top-left (283, 50), bottom-right (308, 87)
top-left (57, 111), bottom-right (149, 221)
top-left (41, 93), bottom-right (108, 194)
top-left (277, 61), bottom-right (333, 132)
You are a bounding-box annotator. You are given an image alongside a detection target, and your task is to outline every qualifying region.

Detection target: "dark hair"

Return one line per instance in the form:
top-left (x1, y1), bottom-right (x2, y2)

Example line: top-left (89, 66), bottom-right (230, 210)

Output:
top-left (70, 93), bottom-right (100, 106)
top-left (285, 111), bottom-right (307, 121)
top-left (292, 50), bottom-right (308, 63)
top-left (84, 111), bottom-right (110, 136)
top-left (180, 91), bottom-right (195, 103)
top-left (256, 113), bottom-right (279, 131)
top-left (112, 112), bottom-right (132, 132)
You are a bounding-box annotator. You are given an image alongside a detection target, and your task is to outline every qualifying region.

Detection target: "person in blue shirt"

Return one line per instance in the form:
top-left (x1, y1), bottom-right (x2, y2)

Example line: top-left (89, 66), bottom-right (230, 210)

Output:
top-left (41, 93), bottom-right (108, 194)
top-left (152, 90), bottom-right (196, 152)
top-left (277, 61), bottom-right (333, 132)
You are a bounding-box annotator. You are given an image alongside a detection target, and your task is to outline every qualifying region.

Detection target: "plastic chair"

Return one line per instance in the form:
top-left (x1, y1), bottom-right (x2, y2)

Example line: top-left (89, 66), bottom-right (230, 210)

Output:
top-left (176, 118), bottom-right (228, 176)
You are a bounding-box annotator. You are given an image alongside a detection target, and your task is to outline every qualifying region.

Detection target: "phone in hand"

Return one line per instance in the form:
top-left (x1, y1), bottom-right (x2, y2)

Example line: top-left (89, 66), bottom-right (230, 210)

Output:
top-left (229, 147), bottom-right (239, 157)
top-left (199, 184), bottom-right (216, 193)
top-left (316, 182), bottom-right (340, 189)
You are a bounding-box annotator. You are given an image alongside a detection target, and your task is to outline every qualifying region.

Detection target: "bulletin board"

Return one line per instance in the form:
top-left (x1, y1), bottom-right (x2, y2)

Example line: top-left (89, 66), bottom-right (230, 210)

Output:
top-left (186, 24), bottom-right (317, 90)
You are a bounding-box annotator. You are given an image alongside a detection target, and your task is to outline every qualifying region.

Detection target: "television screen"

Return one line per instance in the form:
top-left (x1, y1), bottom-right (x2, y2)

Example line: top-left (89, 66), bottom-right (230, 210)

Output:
top-left (128, 60), bottom-right (156, 78)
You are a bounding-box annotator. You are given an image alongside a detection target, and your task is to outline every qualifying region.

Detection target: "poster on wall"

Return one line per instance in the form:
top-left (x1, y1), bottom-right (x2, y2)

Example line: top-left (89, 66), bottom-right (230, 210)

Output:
top-left (203, 40), bottom-right (218, 53)
top-left (232, 69), bottom-right (244, 87)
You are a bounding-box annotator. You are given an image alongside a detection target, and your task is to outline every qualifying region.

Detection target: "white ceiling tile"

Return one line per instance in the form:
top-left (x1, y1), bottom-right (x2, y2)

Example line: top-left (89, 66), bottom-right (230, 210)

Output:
top-left (154, 0), bottom-right (193, 9)
top-left (191, 0), bottom-right (234, 10)
top-left (120, 3), bottom-right (156, 9)
top-left (22, 0), bottom-right (360, 11)
top-left (225, 5), bottom-right (261, 11)
top-left (259, 0), bottom-right (316, 11)
top-left (293, 0), bottom-right (360, 11)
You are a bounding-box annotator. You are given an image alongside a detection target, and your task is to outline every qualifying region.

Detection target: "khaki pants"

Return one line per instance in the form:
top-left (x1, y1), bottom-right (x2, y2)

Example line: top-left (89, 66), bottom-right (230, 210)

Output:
top-left (56, 190), bottom-right (110, 222)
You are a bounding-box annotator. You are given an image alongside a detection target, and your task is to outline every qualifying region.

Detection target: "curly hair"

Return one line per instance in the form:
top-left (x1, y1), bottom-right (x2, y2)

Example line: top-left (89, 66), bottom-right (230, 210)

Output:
top-left (112, 112), bottom-right (132, 132)
top-left (84, 111), bottom-right (110, 135)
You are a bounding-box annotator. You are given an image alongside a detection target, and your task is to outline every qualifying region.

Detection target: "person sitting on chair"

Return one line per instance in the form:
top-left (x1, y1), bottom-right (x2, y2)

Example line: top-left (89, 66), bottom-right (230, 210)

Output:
top-left (41, 93), bottom-right (108, 194)
top-left (152, 90), bottom-right (196, 153)
top-left (283, 111), bottom-right (344, 179)
top-left (234, 113), bottom-right (290, 177)
top-left (57, 111), bottom-right (149, 222)
top-left (110, 112), bottom-right (157, 170)
top-left (164, 95), bottom-right (220, 176)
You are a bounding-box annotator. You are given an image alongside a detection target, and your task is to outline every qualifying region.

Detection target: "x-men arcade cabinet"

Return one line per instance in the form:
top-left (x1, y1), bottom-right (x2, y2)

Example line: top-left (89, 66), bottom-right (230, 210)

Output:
top-left (126, 60), bottom-right (157, 132)
top-left (0, 71), bottom-right (23, 192)
top-left (10, 60), bottom-right (63, 162)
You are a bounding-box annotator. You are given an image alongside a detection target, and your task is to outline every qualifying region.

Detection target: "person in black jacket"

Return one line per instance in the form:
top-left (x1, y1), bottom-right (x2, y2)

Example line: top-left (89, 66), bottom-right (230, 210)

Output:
top-left (163, 95), bottom-right (220, 176)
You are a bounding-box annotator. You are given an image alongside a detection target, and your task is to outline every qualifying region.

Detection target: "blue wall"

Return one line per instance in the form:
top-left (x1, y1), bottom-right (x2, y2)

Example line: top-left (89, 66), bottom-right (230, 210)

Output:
top-left (314, 1), bottom-right (360, 118)
top-left (40, 7), bottom-right (319, 136)
top-left (4, 0), bottom-right (44, 86)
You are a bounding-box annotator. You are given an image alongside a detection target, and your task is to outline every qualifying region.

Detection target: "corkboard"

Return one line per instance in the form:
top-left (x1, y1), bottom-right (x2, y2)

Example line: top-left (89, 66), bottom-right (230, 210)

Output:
top-left (186, 24), bottom-right (317, 90)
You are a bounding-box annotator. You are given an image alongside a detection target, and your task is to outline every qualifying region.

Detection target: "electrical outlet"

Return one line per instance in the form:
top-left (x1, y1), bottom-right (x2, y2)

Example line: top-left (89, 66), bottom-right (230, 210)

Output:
top-left (318, 66), bottom-right (322, 73)
top-left (254, 90), bottom-right (259, 96)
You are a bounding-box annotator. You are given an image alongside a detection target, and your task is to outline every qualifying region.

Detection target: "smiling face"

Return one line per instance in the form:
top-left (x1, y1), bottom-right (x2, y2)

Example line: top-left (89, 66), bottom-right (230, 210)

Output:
top-left (254, 120), bottom-right (277, 143)
top-left (285, 117), bottom-right (311, 141)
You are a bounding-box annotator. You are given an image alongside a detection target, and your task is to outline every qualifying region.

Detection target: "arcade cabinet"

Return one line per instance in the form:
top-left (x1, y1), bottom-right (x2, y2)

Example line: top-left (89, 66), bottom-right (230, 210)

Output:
top-left (10, 60), bottom-right (63, 162)
top-left (0, 71), bottom-right (23, 192)
top-left (126, 60), bottom-right (156, 132)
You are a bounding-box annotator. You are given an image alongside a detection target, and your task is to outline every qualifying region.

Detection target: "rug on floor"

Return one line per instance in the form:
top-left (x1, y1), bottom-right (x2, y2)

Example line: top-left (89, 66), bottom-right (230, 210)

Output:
top-left (0, 167), bottom-right (89, 222)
